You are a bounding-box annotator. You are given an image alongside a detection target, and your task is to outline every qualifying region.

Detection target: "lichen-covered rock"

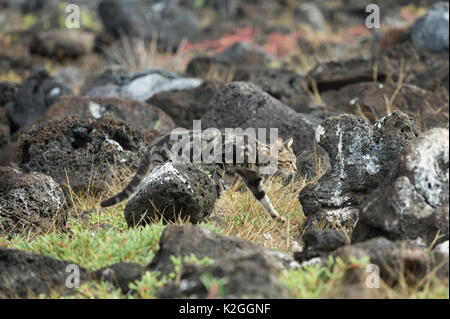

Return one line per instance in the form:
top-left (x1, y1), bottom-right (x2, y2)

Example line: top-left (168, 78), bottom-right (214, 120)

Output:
top-left (0, 248), bottom-right (88, 298)
top-left (83, 69), bottom-right (202, 102)
top-left (352, 128), bottom-right (449, 247)
top-left (299, 111), bottom-right (420, 228)
top-left (0, 167), bottom-right (66, 237)
top-left (201, 81), bottom-right (321, 158)
top-left (124, 162), bottom-right (218, 226)
top-left (333, 237), bottom-right (449, 286)
top-left (41, 96), bottom-right (175, 133)
top-left (147, 80), bottom-right (225, 129)
top-left (18, 114), bottom-right (158, 195)
top-left (148, 225), bottom-right (299, 276)
top-left (4, 69), bottom-right (73, 132)
top-left (294, 230), bottom-right (348, 263)
top-left (411, 1), bottom-right (449, 53)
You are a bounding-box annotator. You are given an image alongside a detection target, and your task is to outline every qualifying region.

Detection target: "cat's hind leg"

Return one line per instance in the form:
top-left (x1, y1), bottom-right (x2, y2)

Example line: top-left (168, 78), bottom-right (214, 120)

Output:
top-left (236, 169), bottom-right (286, 223)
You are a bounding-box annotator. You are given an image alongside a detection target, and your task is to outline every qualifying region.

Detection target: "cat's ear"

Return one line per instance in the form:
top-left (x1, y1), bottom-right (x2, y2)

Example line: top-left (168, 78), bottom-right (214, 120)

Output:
top-left (284, 137), bottom-right (293, 148)
top-left (271, 138), bottom-right (284, 151)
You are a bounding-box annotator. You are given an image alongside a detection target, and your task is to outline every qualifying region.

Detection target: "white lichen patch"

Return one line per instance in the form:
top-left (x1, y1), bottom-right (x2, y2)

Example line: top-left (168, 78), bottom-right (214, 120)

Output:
top-left (323, 206), bottom-right (358, 224)
top-left (88, 101), bottom-right (104, 119)
top-left (315, 125), bottom-right (325, 144)
top-left (133, 162), bottom-right (193, 197)
top-left (404, 129), bottom-right (449, 208)
top-left (434, 240), bottom-right (449, 255)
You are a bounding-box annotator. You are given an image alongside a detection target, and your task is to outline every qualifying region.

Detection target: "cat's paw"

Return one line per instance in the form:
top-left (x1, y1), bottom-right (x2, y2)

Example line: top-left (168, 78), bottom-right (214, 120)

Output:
top-left (275, 215), bottom-right (287, 223)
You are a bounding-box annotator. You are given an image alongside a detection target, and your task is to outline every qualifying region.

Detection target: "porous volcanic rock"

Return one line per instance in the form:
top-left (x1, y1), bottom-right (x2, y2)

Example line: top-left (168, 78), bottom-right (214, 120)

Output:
top-left (147, 80), bottom-right (225, 129)
top-left (41, 96), bottom-right (175, 133)
top-left (124, 162), bottom-right (218, 226)
top-left (299, 111), bottom-right (420, 228)
top-left (201, 81), bottom-right (321, 158)
top-left (148, 225), bottom-right (300, 276)
top-left (0, 167), bottom-right (66, 237)
top-left (98, 0), bottom-right (199, 47)
top-left (4, 69), bottom-right (73, 132)
top-left (0, 247), bottom-right (88, 298)
top-left (333, 237), bottom-right (449, 286)
top-left (18, 114), bottom-right (158, 194)
top-left (352, 128), bottom-right (449, 247)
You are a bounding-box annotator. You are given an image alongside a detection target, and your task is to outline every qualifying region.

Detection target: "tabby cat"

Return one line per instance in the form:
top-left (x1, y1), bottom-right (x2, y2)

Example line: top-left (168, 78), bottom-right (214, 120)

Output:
top-left (101, 129), bottom-right (297, 222)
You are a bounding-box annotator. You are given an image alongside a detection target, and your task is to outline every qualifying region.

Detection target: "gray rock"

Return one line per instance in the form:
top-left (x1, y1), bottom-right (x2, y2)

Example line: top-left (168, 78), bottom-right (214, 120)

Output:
top-left (434, 240), bottom-right (449, 256)
top-left (84, 69), bottom-right (202, 102)
top-left (98, 0), bottom-right (199, 47)
top-left (4, 69), bottom-right (73, 132)
top-left (41, 96), bottom-right (175, 133)
top-left (0, 167), bottom-right (66, 237)
top-left (18, 114), bottom-right (158, 195)
top-left (148, 225), bottom-right (300, 276)
top-left (201, 82), bottom-right (321, 159)
top-left (299, 111), bottom-right (421, 228)
top-left (333, 237), bottom-right (449, 286)
top-left (156, 250), bottom-right (290, 298)
top-left (147, 80), bottom-right (225, 129)
top-left (0, 247), bottom-right (88, 298)
top-left (29, 29), bottom-right (95, 59)
top-left (0, 110), bottom-right (10, 150)
top-left (90, 262), bottom-right (145, 294)
top-left (294, 230), bottom-right (348, 263)
top-left (124, 162), bottom-right (218, 226)
top-left (352, 128), bottom-right (449, 247)
top-left (412, 1), bottom-right (449, 53)
top-left (214, 42), bottom-right (272, 65)
top-left (0, 81), bottom-right (20, 107)
top-left (246, 68), bottom-right (321, 115)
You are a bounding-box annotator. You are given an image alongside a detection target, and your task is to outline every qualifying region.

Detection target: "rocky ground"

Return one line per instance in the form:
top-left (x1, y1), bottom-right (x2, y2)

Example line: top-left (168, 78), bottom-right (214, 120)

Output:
top-left (0, 0), bottom-right (448, 299)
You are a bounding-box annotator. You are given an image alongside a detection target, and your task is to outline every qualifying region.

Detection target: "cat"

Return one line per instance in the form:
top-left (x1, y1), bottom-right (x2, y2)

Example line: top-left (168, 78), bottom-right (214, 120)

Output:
top-left (100, 129), bottom-right (297, 223)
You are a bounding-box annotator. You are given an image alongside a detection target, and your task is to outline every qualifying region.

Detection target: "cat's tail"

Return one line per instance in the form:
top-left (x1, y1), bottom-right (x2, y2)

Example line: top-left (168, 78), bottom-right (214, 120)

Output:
top-left (100, 157), bottom-right (152, 208)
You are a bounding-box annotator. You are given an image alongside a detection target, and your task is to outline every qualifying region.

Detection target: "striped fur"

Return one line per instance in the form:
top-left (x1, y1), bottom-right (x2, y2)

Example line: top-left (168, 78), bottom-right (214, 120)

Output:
top-left (100, 130), bottom-right (297, 222)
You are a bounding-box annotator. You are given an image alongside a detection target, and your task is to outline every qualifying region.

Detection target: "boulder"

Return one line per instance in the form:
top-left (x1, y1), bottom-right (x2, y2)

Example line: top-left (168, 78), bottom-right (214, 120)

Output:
top-left (156, 250), bottom-right (290, 298)
top-left (293, 230), bottom-right (348, 263)
top-left (41, 96), bottom-right (175, 133)
top-left (0, 247), bottom-right (88, 298)
top-left (299, 111), bottom-right (420, 228)
top-left (124, 162), bottom-right (218, 226)
top-left (201, 82), bottom-right (321, 158)
top-left (83, 69), bottom-right (202, 102)
top-left (333, 237), bottom-right (449, 286)
top-left (148, 225), bottom-right (300, 276)
top-left (98, 0), bottom-right (199, 47)
top-left (147, 80), bottom-right (225, 129)
top-left (0, 167), bottom-right (66, 237)
top-left (90, 262), bottom-right (145, 294)
top-left (4, 69), bottom-right (73, 132)
top-left (0, 81), bottom-right (20, 107)
top-left (321, 82), bottom-right (447, 129)
top-left (29, 29), bottom-right (95, 59)
top-left (411, 1), bottom-right (449, 53)
top-left (0, 109), bottom-right (9, 150)
top-left (352, 128), bottom-right (449, 247)
top-left (18, 114), bottom-right (158, 195)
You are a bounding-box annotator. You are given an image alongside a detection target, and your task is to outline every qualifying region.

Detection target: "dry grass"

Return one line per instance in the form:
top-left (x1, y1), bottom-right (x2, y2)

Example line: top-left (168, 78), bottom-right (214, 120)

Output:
top-left (101, 34), bottom-right (193, 74)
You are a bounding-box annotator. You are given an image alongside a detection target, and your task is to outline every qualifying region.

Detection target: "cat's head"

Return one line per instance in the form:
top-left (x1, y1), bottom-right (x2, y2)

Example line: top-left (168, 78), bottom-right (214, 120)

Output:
top-left (272, 137), bottom-right (297, 172)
